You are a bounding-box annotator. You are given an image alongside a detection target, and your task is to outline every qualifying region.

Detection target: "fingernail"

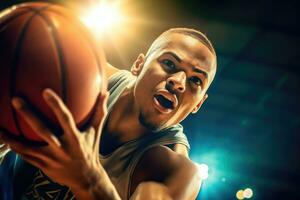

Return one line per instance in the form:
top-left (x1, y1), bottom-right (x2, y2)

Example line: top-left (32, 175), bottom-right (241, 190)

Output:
top-left (43, 88), bottom-right (52, 100)
top-left (12, 98), bottom-right (23, 109)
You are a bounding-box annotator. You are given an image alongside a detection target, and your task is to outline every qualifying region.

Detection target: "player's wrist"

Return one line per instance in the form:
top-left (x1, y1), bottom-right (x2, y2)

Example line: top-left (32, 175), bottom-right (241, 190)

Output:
top-left (71, 164), bottom-right (121, 200)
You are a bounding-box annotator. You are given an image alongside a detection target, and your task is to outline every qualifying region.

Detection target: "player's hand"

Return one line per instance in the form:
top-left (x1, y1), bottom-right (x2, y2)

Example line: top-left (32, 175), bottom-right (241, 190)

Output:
top-left (0, 143), bottom-right (10, 162)
top-left (0, 88), bottom-right (109, 190)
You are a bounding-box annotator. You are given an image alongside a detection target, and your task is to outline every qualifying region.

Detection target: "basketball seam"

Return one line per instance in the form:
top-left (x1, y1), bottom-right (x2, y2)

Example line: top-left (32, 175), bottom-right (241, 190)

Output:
top-left (22, 3), bottom-right (52, 13)
top-left (0, 10), bottom-right (30, 31)
top-left (10, 11), bottom-right (38, 141)
top-left (44, 8), bottom-right (104, 78)
top-left (41, 8), bottom-right (105, 131)
top-left (0, 2), bottom-right (52, 28)
top-left (34, 12), bottom-right (68, 104)
top-left (26, 3), bottom-right (68, 103)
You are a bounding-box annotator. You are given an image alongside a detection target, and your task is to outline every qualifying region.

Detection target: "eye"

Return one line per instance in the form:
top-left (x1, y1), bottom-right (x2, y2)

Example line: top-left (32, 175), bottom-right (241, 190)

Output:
top-left (161, 59), bottom-right (176, 70)
top-left (190, 76), bottom-right (203, 86)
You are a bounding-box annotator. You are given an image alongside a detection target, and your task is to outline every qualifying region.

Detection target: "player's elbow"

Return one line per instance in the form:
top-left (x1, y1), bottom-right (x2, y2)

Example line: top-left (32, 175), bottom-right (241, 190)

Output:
top-left (171, 162), bottom-right (202, 200)
top-left (188, 163), bottom-right (203, 199)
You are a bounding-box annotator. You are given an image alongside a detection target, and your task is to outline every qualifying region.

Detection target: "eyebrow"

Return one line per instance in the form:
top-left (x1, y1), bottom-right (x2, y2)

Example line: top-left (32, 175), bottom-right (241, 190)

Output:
top-left (164, 51), bottom-right (208, 78)
top-left (193, 67), bottom-right (208, 78)
top-left (165, 51), bottom-right (182, 63)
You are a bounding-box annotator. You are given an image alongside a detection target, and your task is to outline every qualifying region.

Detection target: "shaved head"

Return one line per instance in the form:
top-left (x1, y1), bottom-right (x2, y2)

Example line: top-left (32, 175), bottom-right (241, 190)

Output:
top-left (146, 28), bottom-right (216, 60)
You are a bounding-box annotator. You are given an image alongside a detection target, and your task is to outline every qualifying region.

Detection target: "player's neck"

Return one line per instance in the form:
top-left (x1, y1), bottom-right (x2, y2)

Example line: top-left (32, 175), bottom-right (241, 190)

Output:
top-left (106, 86), bottom-right (149, 143)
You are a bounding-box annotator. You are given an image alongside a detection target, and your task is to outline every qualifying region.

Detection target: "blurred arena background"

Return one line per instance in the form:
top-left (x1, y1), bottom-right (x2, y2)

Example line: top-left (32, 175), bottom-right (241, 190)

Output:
top-left (0, 0), bottom-right (299, 199)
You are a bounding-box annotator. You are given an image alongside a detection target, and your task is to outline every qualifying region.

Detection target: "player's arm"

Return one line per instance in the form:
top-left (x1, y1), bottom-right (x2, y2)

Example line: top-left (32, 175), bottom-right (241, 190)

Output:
top-left (130, 146), bottom-right (202, 200)
top-left (0, 89), bottom-right (121, 200)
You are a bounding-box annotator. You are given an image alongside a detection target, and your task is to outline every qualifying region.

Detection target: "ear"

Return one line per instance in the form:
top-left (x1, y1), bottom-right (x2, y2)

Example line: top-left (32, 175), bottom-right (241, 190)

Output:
top-left (191, 94), bottom-right (208, 114)
top-left (131, 53), bottom-right (145, 76)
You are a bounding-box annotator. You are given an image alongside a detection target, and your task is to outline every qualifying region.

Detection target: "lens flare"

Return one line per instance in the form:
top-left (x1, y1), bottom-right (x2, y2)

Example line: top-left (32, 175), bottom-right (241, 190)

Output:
top-left (80, 1), bottom-right (124, 34)
top-left (196, 163), bottom-right (209, 180)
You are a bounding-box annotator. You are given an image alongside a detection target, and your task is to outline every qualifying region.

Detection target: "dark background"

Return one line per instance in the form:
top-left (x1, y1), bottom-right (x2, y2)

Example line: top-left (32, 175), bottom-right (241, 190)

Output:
top-left (1, 0), bottom-right (299, 199)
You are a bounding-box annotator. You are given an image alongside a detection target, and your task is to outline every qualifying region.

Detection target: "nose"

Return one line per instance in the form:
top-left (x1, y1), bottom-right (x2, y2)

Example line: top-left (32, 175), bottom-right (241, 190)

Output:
top-left (166, 71), bottom-right (186, 93)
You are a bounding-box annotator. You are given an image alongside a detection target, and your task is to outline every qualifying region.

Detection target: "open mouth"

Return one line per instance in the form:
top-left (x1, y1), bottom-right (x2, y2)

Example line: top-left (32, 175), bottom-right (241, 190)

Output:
top-left (153, 90), bottom-right (178, 114)
top-left (155, 94), bottom-right (174, 109)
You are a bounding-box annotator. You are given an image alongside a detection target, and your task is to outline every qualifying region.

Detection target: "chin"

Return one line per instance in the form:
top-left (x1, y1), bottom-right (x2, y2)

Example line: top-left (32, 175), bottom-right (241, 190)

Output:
top-left (138, 112), bottom-right (165, 132)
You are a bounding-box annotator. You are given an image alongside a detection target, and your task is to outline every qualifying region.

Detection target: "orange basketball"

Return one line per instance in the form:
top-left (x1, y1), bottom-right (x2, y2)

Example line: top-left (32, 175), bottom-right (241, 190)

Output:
top-left (0, 3), bottom-right (106, 145)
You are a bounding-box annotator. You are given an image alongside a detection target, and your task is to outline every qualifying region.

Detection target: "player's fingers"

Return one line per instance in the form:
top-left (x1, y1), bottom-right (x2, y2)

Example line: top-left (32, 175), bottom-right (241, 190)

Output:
top-left (0, 132), bottom-right (6, 145)
top-left (0, 131), bottom-right (10, 157)
top-left (0, 138), bottom-right (10, 159)
top-left (19, 153), bottom-right (47, 170)
top-left (0, 143), bottom-right (9, 151)
top-left (90, 91), bottom-right (109, 129)
top-left (0, 132), bottom-right (54, 163)
top-left (42, 89), bottom-right (78, 139)
top-left (91, 91), bottom-right (109, 149)
top-left (11, 98), bottom-right (61, 148)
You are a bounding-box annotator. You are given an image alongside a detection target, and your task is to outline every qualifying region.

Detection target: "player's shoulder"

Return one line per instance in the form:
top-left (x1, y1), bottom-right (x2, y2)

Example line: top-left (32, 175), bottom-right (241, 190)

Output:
top-left (139, 145), bottom-right (195, 174)
top-left (130, 145), bottom-right (199, 196)
top-left (142, 145), bottom-right (187, 164)
top-left (106, 62), bottom-right (120, 79)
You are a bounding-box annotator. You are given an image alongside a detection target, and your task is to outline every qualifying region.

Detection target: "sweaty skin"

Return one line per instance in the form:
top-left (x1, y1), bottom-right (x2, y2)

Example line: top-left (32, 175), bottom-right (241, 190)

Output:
top-left (0, 31), bottom-right (216, 200)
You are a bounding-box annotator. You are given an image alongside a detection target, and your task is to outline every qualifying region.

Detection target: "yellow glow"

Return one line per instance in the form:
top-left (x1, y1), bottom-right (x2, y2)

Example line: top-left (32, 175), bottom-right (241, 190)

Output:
top-left (243, 188), bottom-right (253, 199)
top-left (80, 1), bottom-right (124, 34)
top-left (236, 190), bottom-right (244, 200)
top-left (196, 163), bottom-right (209, 180)
top-left (0, 6), bottom-right (16, 18)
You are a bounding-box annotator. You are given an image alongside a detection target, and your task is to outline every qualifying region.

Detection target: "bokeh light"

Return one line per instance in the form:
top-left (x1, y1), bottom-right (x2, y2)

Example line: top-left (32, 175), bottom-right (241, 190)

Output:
top-left (236, 190), bottom-right (244, 200)
top-left (243, 188), bottom-right (253, 199)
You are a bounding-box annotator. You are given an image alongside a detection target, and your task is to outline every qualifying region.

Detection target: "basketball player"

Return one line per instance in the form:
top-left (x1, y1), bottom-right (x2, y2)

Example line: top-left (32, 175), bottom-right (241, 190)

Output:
top-left (0, 28), bottom-right (217, 200)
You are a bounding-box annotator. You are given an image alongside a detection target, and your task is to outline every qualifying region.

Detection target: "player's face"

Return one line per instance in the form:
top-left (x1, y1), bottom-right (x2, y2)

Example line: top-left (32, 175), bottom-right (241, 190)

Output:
top-left (133, 33), bottom-right (216, 131)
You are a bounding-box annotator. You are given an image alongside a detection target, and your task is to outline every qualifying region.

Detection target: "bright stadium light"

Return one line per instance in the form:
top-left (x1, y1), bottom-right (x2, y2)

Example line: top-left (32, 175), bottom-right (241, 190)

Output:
top-left (236, 190), bottom-right (244, 200)
top-left (243, 188), bottom-right (253, 199)
top-left (80, 1), bottom-right (124, 34)
top-left (196, 163), bottom-right (209, 180)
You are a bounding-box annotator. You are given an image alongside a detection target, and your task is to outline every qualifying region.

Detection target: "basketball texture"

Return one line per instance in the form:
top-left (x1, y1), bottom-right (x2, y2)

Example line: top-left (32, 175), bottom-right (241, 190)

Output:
top-left (0, 2), bottom-right (106, 144)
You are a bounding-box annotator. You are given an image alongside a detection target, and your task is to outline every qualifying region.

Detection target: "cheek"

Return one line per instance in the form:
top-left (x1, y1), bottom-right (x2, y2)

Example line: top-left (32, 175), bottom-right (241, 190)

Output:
top-left (180, 92), bottom-right (201, 112)
top-left (185, 85), bottom-right (200, 98)
top-left (140, 66), bottom-right (167, 88)
top-left (134, 68), bottom-right (163, 100)
top-left (147, 64), bottom-right (166, 78)
top-left (189, 84), bottom-right (205, 97)
top-left (168, 104), bottom-right (192, 125)
top-left (179, 101), bottom-right (194, 115)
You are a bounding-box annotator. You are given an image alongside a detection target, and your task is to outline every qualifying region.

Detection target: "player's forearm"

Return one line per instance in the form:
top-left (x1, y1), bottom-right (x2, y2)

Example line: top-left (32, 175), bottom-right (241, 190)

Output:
top-left (71, 166), bottom-right (121, 200)
top-left (73, 185), bottom-right (120, 200)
